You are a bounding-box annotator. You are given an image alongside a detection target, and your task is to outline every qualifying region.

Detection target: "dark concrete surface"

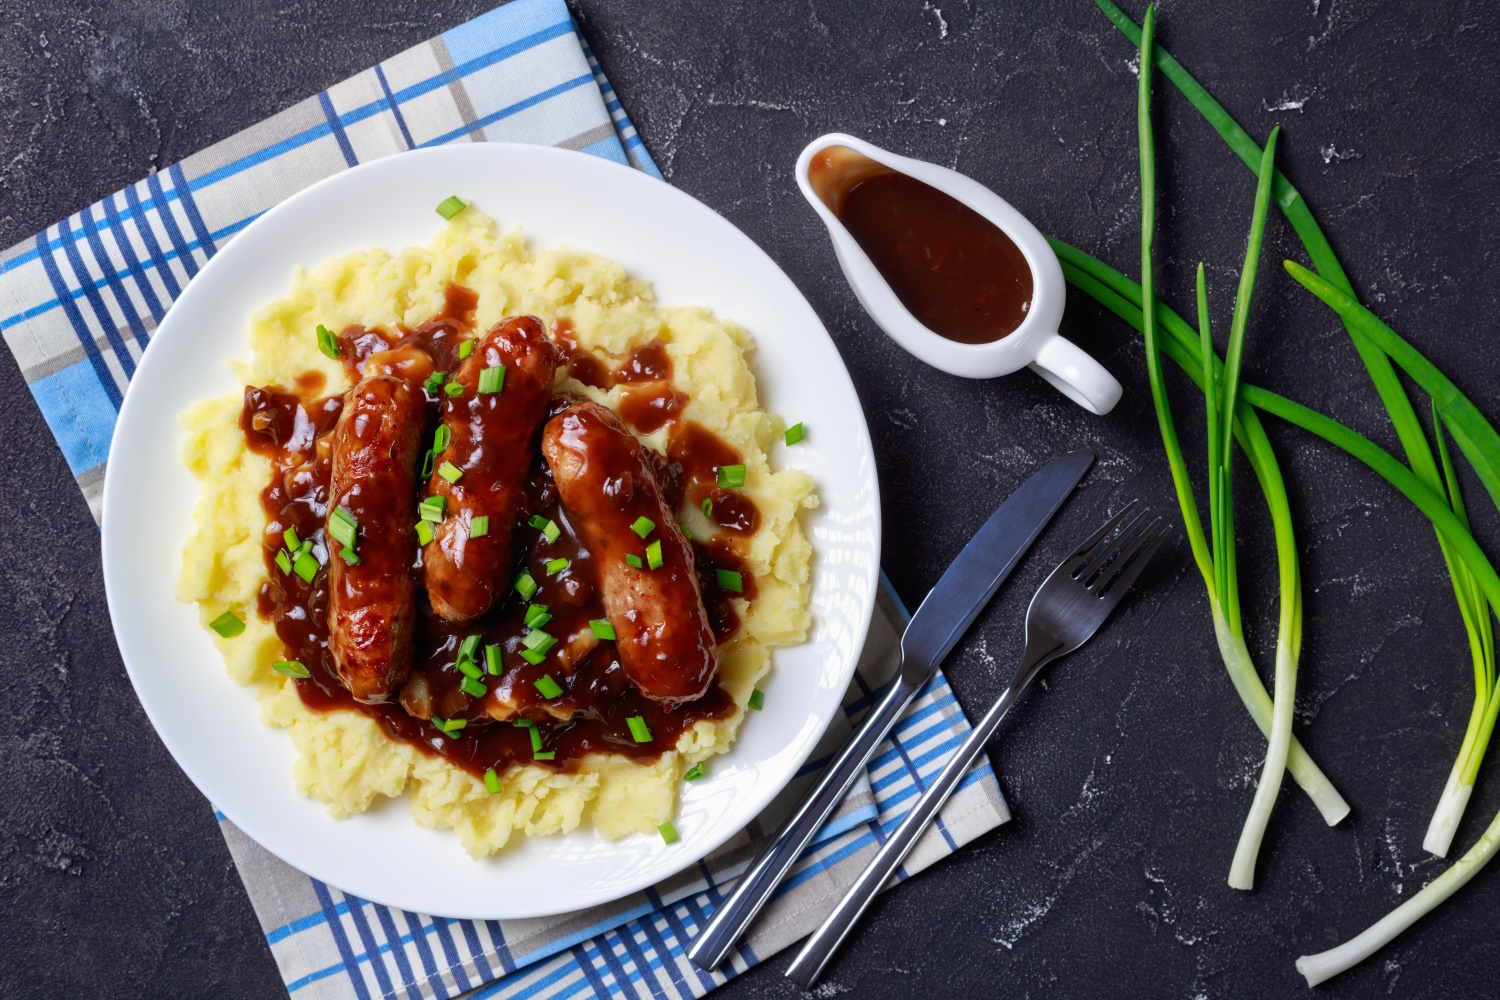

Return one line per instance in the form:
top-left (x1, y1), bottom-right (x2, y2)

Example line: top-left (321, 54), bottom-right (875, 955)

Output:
top-left (3, 1), bottom-right (1500, 996)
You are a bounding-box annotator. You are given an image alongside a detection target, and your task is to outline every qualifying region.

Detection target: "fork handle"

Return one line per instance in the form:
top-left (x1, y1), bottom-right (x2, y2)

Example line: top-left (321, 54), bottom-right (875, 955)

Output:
top-left (785, 677), bottom-right (1029, 989)
top-left (687, 670), bottom-right (927, 972)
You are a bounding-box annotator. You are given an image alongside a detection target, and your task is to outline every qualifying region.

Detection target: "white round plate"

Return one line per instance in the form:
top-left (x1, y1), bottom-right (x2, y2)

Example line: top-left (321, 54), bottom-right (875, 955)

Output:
top-left (101, 144), bottom-right (880, 920)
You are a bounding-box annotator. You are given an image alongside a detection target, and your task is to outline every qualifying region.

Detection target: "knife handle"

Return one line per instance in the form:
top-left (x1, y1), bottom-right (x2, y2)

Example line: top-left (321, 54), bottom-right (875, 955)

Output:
top-left (786, 681), bottom-right (1021, 989)
top-left (687, 670), bottom-right (925, 972)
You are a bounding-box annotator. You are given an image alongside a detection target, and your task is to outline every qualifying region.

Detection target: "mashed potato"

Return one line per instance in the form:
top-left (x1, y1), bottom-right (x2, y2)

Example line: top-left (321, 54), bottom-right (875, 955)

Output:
top-left (176, 209), bottom-right (816, 857)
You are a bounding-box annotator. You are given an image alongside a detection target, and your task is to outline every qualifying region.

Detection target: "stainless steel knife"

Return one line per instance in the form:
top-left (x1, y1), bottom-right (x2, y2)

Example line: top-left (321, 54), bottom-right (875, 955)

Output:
top-left (686, 449), bottom-right (1094, 972)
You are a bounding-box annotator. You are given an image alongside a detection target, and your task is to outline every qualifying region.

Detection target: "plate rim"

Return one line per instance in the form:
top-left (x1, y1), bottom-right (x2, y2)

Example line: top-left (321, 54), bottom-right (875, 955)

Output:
top-left (99, 142), bottom-right (882, 918)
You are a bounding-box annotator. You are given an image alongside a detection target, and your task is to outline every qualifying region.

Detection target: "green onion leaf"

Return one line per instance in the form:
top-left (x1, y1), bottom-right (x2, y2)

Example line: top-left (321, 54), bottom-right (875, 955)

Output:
top-left (749, 688), bottom-right (764, 711)
top-left (717, 464), bottom-right (745, 488)
top-left (458, 338), bottom-right (475, 360)
top-left (423, 371), bottom-right (446, 395)
top-left (784, 422), bottom-right (805, 446)
top-left (432, 715), bottom-right (467, 736)
top-left (528, 725), bottom-right (543, 753)
top-left (433, 424), bottom-right (451, 453)
top-left (627, 716), bottom-right (652, 743)
top-left (457, 657), bottom-right (483, 680)
top-left (518, 648), bottom-right (545, 665)
top-left (209, 610), bottom-right (245, 637)
top-left (414, 520), bottom-right (435, 545)
top-left (545, 557), bottom-right (569, 576)
top-left (275, 550), bottom-right (292, 575)
top-left (658, 821), bottom-right (679, 845)
top-left (625, 554), bottom-right (643, 569)
top-left (294, 538), bottom-right (314, 560)
top-left (683, 761), bottom-right (707, 781)
top-left (646, 539), bottom-right (663, 570)
top-left (534, 675), bottom-right (563, 699)
top-left (527, 514), bottom-right (560, 542)
top-left (524, 602), bottom-right (550, 628)
top-left (716, 569), bottom-right (743, 593)
top-left (438, 460), bottom-right (463, 483)
top-left (460, 676), bottom-right (487, 698)
top-left (420, 496), bottom-right (446, 522)
top-left (273, 659), bottom-right (311, 679)
top-left (283, 526), bottom-right (300, 552)
top-left (477, 366), bottom-right (506, 394)
top-left (293, 551), bottom-right (320, 584)
top-left (339, 546), bottom-right (360, 565)
top-left (483, 767), bottom-right (502, 794)
top-left (327, 513), bottom-right (356, 550)
top-left (701, 498), bottom-right (713, 517)
top-left (485, 644), bottom-right (502, 675)
top-left (631, 516), bottom-right (655, 538)
top-left (522, 630), bottom-right (557, 655)
top-left (589, 619), bottom-right (616, 641)
top-left (435, 195), bottom-right (467, 220)
top-left (316, 323), bottom-right (341, 359)
top-left (469, 515), bottom-right (489, 538)
top-left (534, 750), bottom-right (556, 760)
top-left (443, 381), bottom-right (465, 398)
top-left (420, 449), bottom-right (436, 479)
top-left (514, 571), bottom-right (538, 601)
top-left (459, 634), bottom-right (481, 660)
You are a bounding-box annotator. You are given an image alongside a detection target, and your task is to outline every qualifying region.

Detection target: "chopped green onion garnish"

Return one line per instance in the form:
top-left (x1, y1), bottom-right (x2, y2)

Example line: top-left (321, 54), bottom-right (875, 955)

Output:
top-left (420, 449), bottom-right (436, 479)
top-left (457, 657), bottom-right (482, 680)
top-left (438, 461), bottom-right (463, 483)
top-left (208, 610), bottom-right (245, 637)
top-left (423, 371), bottom-right (446, 395)
top-left (717, 569), bottom-right (743, 593)
top-left (293, 550), bottom-right (320, 584)
top-left (433, 424), bottom-right (451, 453)
top-left (327, 511), bottom-right (356, 550)
top-left (518, 648), bottom-right (545, 665)
top-left (631, 516), bottom-right (655, 538)
top-left (316, 323), bottom-right (341, 359)
top-left (275, 550), bottom-right (292, 575)
top-left (589, 619), bottom-right (616, 641)
top-left (545, 557), bottom-right (568, 576)
top-left (784, 422), bottom-right (805, 446)
top-left (331, 505), bottom-right (356, 529)
top-left (460, 676), bottom-right (487, 698)
top-left (627, 716), bottom-right (652, 743)
top-left (514, 571), bottom-right (538, 601)
top-left (458, 338), bottom-right (475, 360)
top-left (272, 659), bottom-right (310, 679)
top-left (527, 515), bottom-right (560, 543)
top-left (339, 546), bottom-right (360, 565)
top-left (420, 496), bottom-right (446, 522)
top-left (459, 634), bottom-right (481, 660)
top-left (283, 526), bottom-right (300, 552)
top-left (717, 464), bottom-right (746, 488)
top-left (522, 630), bottom-right (557, 655)
top-left (683, 761), bottom-right (707, 781)
top-left (513, 720), bottom-right (531, 727)
top-left (701, 498), bottom-right (713, 517)
top-left (485, 644), bottom-right (502, 675)
top-left (294, 538), bottom-right (314, 560)
top-left (483, 767), bottom-right (502, 794)
top-left (414, 520), bottom-right (435, 545)
top-left (534, 675), bottom-right (563, 699)
top-left (523, 602), bottom-right (549, 627)
top-left (534, 751), bottom-right (556, 761)
top-left (435, 195), bottom-right (467, 220)
top-left (432, 715), bottom-right (467, 736)
top-left (749, 688), bottom-right (764, 711)
top-left (658, 821), bottom-right (679, 845)
top-left (528, 725), bottom-right (543, 753)
top-left (646, 539), bottom-right (663, 570)
top-left (469, 515), bottom-right (489, 538)
top-left (477, 366), bottom-right (506, 394)
top-left (443, 381), bottom-right (465, 398)
top-left (626, 554), bottom-right (643, 569)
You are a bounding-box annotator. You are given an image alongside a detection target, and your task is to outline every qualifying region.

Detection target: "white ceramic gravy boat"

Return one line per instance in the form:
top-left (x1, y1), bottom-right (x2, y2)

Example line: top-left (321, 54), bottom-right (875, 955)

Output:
top-left (795, 133), bottom-right (1122, 415)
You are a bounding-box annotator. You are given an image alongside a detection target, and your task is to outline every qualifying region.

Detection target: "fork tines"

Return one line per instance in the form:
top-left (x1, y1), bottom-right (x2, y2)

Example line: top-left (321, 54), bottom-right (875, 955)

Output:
top-left (1069, 504), bottom-right (1169, 598)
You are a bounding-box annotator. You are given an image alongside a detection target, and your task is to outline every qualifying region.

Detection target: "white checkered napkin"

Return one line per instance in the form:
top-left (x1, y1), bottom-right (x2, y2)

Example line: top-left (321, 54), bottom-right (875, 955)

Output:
top-left (223, 580), bottom-right (1009, 1000)
top-left (0, 0), bottom-right (1013, 994)
top-left (0, 0), bottom-right (655, 522)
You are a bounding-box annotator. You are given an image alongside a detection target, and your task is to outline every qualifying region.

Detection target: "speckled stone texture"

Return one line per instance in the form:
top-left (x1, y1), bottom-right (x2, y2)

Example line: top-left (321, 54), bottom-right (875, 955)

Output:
top-left (3, 1), bottom-right (1499, 997)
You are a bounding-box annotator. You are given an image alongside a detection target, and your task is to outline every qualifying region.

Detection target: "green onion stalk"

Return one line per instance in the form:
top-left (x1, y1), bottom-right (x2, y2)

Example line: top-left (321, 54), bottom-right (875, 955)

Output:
top-left (1137, 7), bottom-right (1321, 889)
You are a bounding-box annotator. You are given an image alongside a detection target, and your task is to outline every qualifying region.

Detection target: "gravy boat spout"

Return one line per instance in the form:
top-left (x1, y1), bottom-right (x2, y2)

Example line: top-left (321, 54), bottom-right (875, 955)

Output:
top-left (795, 133), bottom-right (1122, 416)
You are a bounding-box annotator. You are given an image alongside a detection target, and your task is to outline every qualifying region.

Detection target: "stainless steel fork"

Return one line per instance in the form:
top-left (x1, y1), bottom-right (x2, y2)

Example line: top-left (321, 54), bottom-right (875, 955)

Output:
top-left (785, 502), bottom-right (1169, 989)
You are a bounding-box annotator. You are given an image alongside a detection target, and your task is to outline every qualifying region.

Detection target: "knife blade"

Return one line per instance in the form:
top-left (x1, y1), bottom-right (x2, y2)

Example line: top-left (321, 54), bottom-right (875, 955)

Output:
top-left (686, 449), bottom-right (1093, 972)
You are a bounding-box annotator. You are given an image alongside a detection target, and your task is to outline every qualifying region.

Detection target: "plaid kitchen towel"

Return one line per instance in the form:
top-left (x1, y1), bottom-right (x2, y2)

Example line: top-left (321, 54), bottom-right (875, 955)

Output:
top-left (0, 1), bottom-right (1013, 997)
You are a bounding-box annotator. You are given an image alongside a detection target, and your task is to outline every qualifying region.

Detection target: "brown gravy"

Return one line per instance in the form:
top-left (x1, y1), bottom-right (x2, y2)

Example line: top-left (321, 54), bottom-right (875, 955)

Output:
top-left (807, 145), bottom-right (1034, 345)
top-left (239, 289), bottom-right (759, 779)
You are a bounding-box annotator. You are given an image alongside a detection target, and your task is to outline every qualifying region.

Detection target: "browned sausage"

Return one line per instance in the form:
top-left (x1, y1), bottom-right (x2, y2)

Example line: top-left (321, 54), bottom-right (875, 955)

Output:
top-left (327, 374), bottom-right (425, 703)
top-left (423, 316), bottom-right (558, 621)
top-left (542, 400), bottom-right (717, 703)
